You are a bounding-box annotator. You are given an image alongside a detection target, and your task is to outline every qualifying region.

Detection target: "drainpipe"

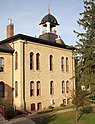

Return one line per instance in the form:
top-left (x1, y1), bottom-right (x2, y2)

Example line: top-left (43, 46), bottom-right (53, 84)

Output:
top-left (12, 42), bottom-right (14, 107)
top-left (23, 41), bottom-right (26, 111)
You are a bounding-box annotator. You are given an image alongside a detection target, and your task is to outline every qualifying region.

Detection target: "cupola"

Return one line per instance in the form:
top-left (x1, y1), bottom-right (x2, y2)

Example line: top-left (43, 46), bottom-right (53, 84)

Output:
top-left (39, 7), bottom-right (59, 42)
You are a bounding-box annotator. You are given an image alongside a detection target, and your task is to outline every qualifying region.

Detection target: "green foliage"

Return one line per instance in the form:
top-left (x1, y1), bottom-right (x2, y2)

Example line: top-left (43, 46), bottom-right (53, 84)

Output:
top-left (48, 106), bottom-right (54, 109)
top-left (80, 106), bottom-right (93, 114)
top-left (75, 0), bottom-right (95, 95)
top-left (60, 103), bottom-right (65, 107)
top-left (74, 1), bottom-right (95, 121)
top-left (7, 107), bottom-right (14, 119)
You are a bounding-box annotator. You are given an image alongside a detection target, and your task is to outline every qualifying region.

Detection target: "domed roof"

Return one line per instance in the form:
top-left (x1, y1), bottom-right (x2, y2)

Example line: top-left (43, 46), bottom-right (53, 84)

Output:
top-left (40, 13), bottom-right (59, 25)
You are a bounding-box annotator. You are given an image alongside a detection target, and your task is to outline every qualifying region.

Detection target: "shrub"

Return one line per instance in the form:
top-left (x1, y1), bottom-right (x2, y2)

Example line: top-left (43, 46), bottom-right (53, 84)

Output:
top-left (48, 106), bottom-right (54, 109)
top-left (80, 106), bottom-right (93, 114)
top-left (60, 103), bottom-right (65, 107)
top-left (7, 108), bottom-right (14, 119)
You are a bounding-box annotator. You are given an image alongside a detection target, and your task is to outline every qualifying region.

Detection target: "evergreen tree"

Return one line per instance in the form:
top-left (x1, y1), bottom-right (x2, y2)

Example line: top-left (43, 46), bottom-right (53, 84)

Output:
top-left (75, 0), bottom-right (95, 95)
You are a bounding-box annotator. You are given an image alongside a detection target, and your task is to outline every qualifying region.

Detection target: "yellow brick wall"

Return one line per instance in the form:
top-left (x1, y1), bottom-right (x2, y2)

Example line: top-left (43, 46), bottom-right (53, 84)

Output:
top-left (8, 40), bottom-right (75, 111)
top-left (0, 52), bottom-right (13, 109)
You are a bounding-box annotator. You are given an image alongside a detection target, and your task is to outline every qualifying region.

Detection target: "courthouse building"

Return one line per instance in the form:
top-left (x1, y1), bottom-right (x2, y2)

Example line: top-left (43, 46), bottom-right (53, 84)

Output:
top-left (0, 10), bottom-right (75, 111)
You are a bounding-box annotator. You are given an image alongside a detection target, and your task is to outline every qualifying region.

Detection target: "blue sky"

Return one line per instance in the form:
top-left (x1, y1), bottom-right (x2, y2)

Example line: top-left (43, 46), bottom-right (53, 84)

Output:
top-left (0, 0), bottom-right (84, 45)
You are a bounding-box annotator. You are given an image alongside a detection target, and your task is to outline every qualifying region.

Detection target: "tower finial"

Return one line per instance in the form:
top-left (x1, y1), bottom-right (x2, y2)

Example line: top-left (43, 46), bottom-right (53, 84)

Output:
top-left (8, 18), bottom-right (12, 25)
top-left (48, 5), bottom-right (50, 14)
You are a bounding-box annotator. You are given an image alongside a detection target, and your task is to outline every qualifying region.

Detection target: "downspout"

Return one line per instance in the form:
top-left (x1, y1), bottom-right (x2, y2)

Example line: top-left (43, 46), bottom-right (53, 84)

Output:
top-left (23, 41), bottom-right (25, 110)
top-left (12, 42), bottom-right (14, 107)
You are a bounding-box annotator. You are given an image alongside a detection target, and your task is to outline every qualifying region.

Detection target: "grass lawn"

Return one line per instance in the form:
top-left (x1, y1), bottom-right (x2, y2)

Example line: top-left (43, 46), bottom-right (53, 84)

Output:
top-left (35, 110), bottom-right (95, 124)
top-left (37, 106), bottom-right (75, 114)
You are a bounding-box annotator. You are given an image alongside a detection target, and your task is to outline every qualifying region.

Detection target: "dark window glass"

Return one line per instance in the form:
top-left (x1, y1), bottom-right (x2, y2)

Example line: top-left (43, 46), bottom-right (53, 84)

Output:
top-left (36, 53), bottom-right (40, 70)
top-left (30, 52), bottom-right (34, 70)
top-left (37, 81), bottom-right (41, 96)
top-left (0, 82), bottom-right (4, 98)
top-left (30, 81), bottom-right (34, 97)
top-left (50, 81), bottom-right (54, 95)
top-left (15, 52), bottom-right (18, 70)
top-left (66, 57), bottom-right (69, 72)
top-left (61, 57), bottom-right (64, 71)
top-left (62, 81), bottom-right (65, 94)
top-left (50, 55), bottom-right (53, 71)
top-left (0, 57), bottom-right (4, 72)
top-left (66, 81), bottom-right (69, 93)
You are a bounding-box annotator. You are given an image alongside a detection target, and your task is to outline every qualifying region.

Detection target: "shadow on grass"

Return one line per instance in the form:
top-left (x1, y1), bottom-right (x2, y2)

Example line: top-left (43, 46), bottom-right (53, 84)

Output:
top-left (31, 114), bottom-right (56, 124)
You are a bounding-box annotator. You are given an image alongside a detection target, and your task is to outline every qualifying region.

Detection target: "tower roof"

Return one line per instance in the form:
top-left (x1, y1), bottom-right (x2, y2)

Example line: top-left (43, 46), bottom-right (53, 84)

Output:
top-left (40, 13), bottom-right (59, 26)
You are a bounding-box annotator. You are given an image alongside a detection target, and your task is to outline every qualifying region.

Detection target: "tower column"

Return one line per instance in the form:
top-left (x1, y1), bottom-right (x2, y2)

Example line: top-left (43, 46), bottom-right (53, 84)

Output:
top-left (56, 25), bottom-right (59, 35)
top-left (46, 22), bottom-right (50, 33)
top-left (40, 24), bottom-right (43, 35)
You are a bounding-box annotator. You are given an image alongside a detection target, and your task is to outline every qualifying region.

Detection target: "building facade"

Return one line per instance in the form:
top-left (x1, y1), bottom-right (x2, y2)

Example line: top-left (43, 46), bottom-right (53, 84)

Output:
top-left (0, 11), bottom-right (75, 111)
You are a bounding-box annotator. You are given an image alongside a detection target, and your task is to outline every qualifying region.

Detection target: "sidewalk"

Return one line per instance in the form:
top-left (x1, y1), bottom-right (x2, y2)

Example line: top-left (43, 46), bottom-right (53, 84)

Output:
top-left (1, 116), bottom-right (36, 124)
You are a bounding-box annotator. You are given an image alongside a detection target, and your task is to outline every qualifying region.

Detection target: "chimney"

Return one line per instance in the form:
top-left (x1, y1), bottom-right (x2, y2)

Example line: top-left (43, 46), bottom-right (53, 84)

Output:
top-left (7, 18), bottom-right (14, 38)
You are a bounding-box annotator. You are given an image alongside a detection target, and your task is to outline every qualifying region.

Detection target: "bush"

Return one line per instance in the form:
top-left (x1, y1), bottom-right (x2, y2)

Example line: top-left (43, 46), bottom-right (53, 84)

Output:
top-left (60, 103), bottom-right (65, 107)
top-left (80, 106), bottom-right (93, 114)
top-left (48, 106), bottom-right (54, 109)
top-left (7, 108), bottom-right (14, 119)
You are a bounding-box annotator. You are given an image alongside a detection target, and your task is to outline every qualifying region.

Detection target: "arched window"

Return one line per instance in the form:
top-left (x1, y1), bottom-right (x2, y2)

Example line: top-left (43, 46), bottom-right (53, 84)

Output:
top-left (15, 81), bottom-right (18, 97)
top-left (15, 51), bottom-right (18, 70)
top-left (66, 81), bottom-right (69, 93)
top-left (50, 55), bottom-right (53, 71)
top-left (0, 82), bottom-right (4, 98)
top-left (30, 81), bottom-right (34, 97)
top-left (50, 81), bottom-right (54, 95)
top-left (30, 52), bottom-right (34, 70)
top-left (36, 53), bottom-right (40, 70)
top-left (61, 57), bottom-right (64, 71)
top-left (0, 57), bottom-right (4, 72)
top-left (62, 81), bottom-right (65, 94)
top-left (37, 81), bottom-right (41, 96)
top-left (66, 57), bottom-right (69, 72)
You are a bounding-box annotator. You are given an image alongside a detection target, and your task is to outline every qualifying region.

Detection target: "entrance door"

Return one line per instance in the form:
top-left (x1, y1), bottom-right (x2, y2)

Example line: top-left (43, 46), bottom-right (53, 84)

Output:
top-left (31, 103), bottom-right (35, 111)
top-left (37, 102), bottom-right (42, 110)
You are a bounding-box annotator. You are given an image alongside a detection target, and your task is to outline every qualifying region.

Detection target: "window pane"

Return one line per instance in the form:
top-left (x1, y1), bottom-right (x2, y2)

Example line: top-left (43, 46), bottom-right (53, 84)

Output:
top-left (66, 57), bottom-right (69, 72)
top-left (0, 57), bottom-right (4, 72)
top-left (50, 55), bottom-right (53, 71)
top-left (36, 53), bottom-right (40, 70)
top-left (50, 81), bottom-right (54, 95)
top-left (30, 52), bottom-right (34, 70)
top-left (15, 52), bottom-right (18, 70)
top-left (37, 81), bottom-right (40, 96)
top-left (62, 81), bottom-right (64, 94)
top-left (61, 57), bottom-right (64, 71)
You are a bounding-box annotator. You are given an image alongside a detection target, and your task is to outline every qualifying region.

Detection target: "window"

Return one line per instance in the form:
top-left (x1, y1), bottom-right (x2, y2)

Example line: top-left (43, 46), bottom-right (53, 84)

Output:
top-left (50, 81), bottom-right (54, 95)
top-left (0, 57), bottom-right (4, 72)
top-left (0, 82), bottom-right (4, 98)
top-left (62, 81), bottom-right (65, 94)
top-left (15, 52), bottom-right (18, 70)
top-left (37, 81), bottom-right (41, 96)
top-left (61, 57), bottom-right (64, 71)
top-left (36, 53), bottom-right (40, 70)
top-left (66, 57), bottom-right (69, 72)
top-left (30, 52), bottom-right (34, 70)
top-left (15, 81), bottom-right (18, 97)
top-left (66, 81), bottom-right (69, 93)
top-left (50, 55), bottom-right (53, 71)
top-left (30, 81), bottom-right (34, 97)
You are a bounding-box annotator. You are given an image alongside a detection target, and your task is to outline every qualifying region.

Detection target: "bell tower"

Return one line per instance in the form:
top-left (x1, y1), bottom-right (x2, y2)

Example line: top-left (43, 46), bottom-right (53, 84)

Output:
top-left (39, 8), bottom-right (59, 42)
